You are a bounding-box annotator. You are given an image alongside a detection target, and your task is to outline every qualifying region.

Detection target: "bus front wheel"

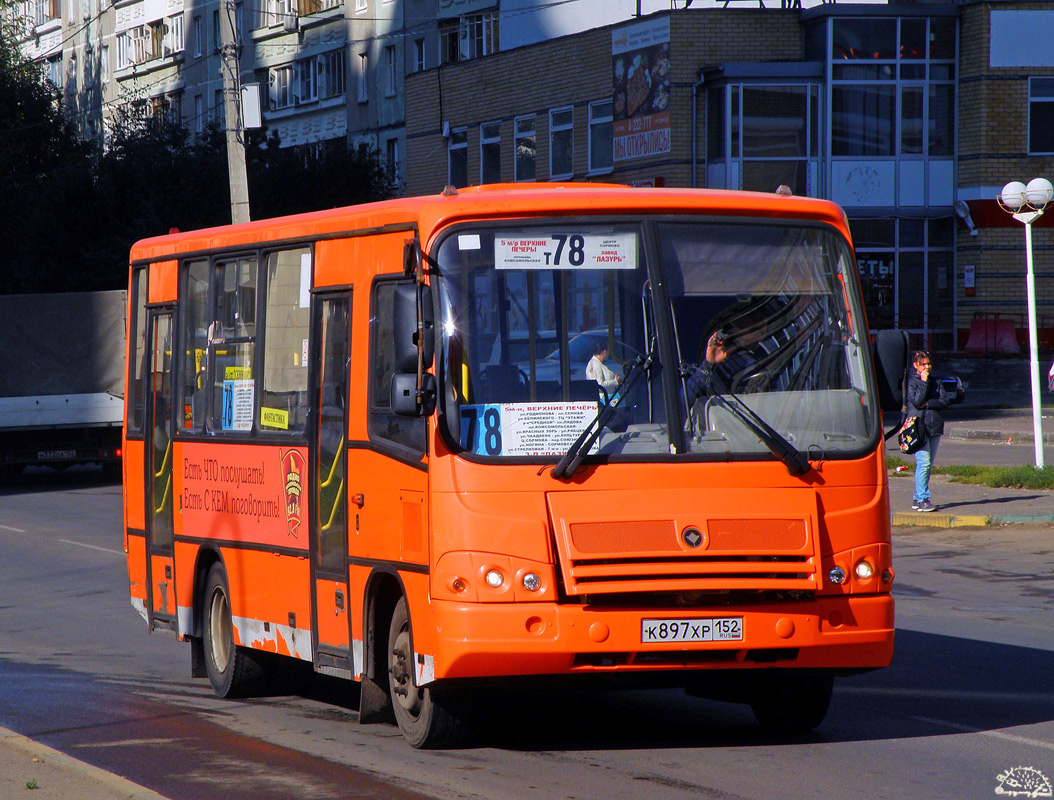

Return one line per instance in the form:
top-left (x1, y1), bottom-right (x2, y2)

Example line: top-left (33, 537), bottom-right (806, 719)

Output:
top-left (202, 562), bottom-right (266, 698)
top-left (387, 596), bottom-right (468, 748)
top-left (749, 673), bottom-right (833, 733)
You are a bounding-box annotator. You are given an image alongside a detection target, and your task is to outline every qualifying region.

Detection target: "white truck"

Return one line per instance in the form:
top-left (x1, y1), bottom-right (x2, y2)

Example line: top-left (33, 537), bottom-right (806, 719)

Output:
top-left (0, 290), bottom-right (126, 482)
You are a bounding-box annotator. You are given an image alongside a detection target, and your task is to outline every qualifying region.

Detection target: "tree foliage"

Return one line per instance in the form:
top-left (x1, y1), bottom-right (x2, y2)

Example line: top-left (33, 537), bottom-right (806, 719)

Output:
top-left (0, 9), bottom-right (87, 182)
top-left (0, 21), bottom-right (395, 294)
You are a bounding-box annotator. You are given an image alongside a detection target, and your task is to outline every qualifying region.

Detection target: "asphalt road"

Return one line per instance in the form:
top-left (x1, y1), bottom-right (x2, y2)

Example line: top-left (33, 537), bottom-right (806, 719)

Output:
top-left (0, 466), bottom-right (1052, 800)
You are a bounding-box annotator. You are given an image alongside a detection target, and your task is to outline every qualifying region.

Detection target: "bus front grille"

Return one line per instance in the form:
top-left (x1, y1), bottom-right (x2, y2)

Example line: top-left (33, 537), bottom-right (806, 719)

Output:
top-left (556, 518), bottom-right (818, 596)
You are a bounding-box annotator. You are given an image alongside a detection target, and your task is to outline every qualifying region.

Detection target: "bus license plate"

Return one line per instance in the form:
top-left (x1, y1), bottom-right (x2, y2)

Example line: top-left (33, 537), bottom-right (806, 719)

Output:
top-left (38, 450), bottom-right (76, 460)
top-left (641, 617), bottom-right (743, 644)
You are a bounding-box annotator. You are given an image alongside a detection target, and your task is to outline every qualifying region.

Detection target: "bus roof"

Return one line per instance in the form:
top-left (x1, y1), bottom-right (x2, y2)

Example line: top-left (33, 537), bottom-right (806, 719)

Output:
top-left (128, 184), bottom-right (851, 265)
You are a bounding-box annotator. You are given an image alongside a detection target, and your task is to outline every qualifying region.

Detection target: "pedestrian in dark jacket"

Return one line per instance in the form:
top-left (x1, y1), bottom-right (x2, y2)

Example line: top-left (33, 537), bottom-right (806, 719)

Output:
top-left (906, 350), bottom-right (952, 512)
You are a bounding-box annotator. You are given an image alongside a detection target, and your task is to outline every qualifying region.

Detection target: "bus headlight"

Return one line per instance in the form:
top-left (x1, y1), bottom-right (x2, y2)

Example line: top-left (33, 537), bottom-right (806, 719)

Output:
top-left (828, 566), bottom-right (847, 586)
top-left (485, 569), bottom-right (504, 589)
top-left (854, 560), bottom-right (874, 581)
top-left (521, 572), bottom-right (541, 592)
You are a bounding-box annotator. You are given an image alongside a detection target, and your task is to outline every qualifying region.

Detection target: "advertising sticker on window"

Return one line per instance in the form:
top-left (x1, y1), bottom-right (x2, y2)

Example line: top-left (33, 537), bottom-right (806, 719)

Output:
top-left (459, 402), bottom-right (601, 457)
top-left (222, 379), bottom-right (254, 431)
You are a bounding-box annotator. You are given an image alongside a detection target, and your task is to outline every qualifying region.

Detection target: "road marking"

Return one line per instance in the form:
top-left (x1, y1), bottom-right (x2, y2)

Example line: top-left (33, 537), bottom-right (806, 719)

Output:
top-left (58, 539), bottom-right (124, 556)
top-left (908, 715), bottom-right (1054, 752)
top-left (0, 525), bottom-right (26, 533)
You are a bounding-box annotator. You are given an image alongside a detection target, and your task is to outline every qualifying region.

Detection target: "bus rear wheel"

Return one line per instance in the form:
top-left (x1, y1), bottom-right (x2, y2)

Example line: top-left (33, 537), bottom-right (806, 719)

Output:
top-left (387, 596), bottom-right (468, 749)
top-left (202, 562), bottom-right (266, 698)
top-left (749, 673), bottom-right (833, 733)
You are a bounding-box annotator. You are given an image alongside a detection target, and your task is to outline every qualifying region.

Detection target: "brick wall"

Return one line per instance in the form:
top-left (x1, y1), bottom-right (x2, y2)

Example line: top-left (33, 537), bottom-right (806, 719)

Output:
top-left (956, 2), bottom-right (1054, 342)
top-left (405, 9), bottom-right (800, 196)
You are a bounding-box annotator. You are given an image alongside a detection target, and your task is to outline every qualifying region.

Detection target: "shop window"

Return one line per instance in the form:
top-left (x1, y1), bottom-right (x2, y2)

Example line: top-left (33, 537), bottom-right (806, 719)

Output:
top-left (514, 115), bottom-right (536, 181)
top-left (480, 121), bottom-right (500, 184)
top-left (1029, 78), bottom-right (1054, 155)
top-left (832, 85), bottom-right (895, 157)
top-left (588, 99), bottom-right (613, 173)
top-left (448, 126), bottom-right (468, 188)
top-left (549, 106), bottom-right (573, 179)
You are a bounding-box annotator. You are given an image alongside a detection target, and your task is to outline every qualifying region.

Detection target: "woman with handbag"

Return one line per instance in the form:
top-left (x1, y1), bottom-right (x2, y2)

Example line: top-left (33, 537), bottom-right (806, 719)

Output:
top-left (906, 350), bottom-right (952, 512)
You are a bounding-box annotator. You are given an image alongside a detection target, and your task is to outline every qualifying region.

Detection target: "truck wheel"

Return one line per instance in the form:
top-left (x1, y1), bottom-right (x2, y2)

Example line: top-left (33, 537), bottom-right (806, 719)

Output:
top-left (202, 563), bottom-right (266, 698)
top-left (388, 596), bottom-right (468, 748)
top-left (750, 673), bottom-right (833, 733)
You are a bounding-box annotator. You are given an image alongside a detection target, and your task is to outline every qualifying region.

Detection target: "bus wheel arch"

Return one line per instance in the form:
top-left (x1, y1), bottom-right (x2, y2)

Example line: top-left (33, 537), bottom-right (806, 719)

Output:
top-left (387, 595), bottom-right (469, 749)
top-left (358, 570), bottom-right (400, 725)
top-left (201, 561), bottom-right (267, 698)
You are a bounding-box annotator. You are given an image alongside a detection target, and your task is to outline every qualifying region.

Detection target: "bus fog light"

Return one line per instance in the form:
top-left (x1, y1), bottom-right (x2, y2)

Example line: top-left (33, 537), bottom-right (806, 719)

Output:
top-left (828, 566), bottom-right (846, 586)
top-left (521, 572), bottom-right (541, 592)
top-left (485, 569), bottom-right (504, 588)
top-left (854, 560), bottom-right (874, 581)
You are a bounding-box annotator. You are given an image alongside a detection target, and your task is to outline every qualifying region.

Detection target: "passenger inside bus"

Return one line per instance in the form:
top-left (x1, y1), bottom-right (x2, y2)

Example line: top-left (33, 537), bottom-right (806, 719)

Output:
top-left (585, 339), bottom-right (622, 399)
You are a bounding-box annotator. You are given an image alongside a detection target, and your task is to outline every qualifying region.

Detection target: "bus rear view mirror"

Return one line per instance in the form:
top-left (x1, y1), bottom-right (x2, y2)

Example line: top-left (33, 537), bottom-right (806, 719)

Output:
top-left (391, 372), bottom-right (436, 417)
top-left (393, 283), bottom-right (434, 373)
top-left (872, 329), bottom-right (908, 412)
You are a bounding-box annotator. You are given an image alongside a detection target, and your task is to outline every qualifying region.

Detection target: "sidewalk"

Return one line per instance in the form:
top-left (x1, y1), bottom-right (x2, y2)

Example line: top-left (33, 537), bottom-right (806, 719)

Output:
top-left (0, 726), bottom-right (166, 800)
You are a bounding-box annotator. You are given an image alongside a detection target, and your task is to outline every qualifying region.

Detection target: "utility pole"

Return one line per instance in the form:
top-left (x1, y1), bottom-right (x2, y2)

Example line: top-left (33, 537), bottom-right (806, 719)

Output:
top-left (219, 0), bottom-right (251, 224)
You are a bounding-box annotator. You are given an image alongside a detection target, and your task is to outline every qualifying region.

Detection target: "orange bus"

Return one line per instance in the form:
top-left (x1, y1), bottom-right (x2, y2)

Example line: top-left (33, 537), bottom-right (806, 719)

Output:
top-left (124, 184), bottom-right (894, 748)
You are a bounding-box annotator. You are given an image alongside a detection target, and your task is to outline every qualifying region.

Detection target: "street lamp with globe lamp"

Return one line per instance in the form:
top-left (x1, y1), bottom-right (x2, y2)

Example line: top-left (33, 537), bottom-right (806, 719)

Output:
top-left (997, 177), bottom-right (1052, 469)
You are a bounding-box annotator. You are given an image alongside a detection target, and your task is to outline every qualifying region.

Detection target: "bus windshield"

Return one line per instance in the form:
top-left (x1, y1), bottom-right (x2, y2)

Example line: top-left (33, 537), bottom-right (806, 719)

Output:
top-left (434, 217), bottom-right (876, 463)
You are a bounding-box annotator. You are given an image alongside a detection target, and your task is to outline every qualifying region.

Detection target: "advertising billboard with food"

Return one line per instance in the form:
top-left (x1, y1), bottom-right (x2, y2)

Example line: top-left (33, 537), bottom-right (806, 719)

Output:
top-left (612, 16), bottom-right (671, 162)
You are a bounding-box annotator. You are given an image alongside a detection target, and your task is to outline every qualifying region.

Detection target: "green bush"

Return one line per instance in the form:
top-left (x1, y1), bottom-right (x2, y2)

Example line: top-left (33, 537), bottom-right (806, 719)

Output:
top-left (888, 457), bottom-right (1054, 490)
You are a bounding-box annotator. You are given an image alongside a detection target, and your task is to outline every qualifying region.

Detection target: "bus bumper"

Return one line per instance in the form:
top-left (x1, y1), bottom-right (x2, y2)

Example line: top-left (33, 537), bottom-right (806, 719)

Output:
top-left (427, 594), bottom-right (894, 682)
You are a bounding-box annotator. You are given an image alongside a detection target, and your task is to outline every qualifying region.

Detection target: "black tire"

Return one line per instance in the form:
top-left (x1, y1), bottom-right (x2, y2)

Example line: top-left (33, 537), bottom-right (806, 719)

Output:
top-left (750, 673), bottom-right (834, 734)
top-left (388, 596), bottom-right (468, 748)
top-left (202, 562), bottom-right (267, 698)
top-left (101, 461), bottom-right (122, 483)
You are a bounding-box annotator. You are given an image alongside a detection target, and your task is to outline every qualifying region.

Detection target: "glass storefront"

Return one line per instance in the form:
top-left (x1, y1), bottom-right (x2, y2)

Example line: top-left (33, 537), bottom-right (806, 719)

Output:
top-left (851, 217), bottom-right (955, 349)
top-left (705, 11), bottom-right (958, 345)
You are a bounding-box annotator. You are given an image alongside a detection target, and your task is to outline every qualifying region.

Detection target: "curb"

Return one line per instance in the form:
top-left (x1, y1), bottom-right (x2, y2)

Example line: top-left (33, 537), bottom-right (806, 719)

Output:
top-left (892, 511), bottom-right (992, 528)
top-left (0, 726), bottom-right (167, 800)
top-left (892, 512), bottom-right (1054, 528)
top-left (947, 429), bottom-right (1054, 444)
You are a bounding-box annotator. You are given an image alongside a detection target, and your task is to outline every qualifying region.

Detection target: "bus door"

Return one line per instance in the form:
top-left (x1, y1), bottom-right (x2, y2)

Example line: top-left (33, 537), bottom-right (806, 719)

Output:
top-left (311, 295), bottom-right (353, 676)
top-left (145, 309), bottom-right (177, 635)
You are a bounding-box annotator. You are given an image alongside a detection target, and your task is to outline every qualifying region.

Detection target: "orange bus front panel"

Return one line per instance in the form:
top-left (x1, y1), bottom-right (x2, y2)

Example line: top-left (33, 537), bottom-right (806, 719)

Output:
top-left (426, 594), bottom-right (894, 682)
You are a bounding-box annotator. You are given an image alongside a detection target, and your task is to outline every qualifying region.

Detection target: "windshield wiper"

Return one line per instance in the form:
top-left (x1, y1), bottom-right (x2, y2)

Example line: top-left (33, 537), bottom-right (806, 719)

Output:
top-left (709, 392), bottom-right (811, 476)
top-left (551, 350), bottom-right (653, 480)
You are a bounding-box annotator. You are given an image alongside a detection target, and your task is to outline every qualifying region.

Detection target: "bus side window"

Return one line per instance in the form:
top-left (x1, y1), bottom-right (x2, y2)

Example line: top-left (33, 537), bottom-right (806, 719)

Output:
top-left (369, 278), bottom-right (426, 458)
top-left (127, 268), bottom-right (149, 436)
top-left (211, 257), bottom-right (258, 433)
top-left (181, 259), bottom-right (210, 431)
top-left (260, 248), bottom-right (310, 434)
